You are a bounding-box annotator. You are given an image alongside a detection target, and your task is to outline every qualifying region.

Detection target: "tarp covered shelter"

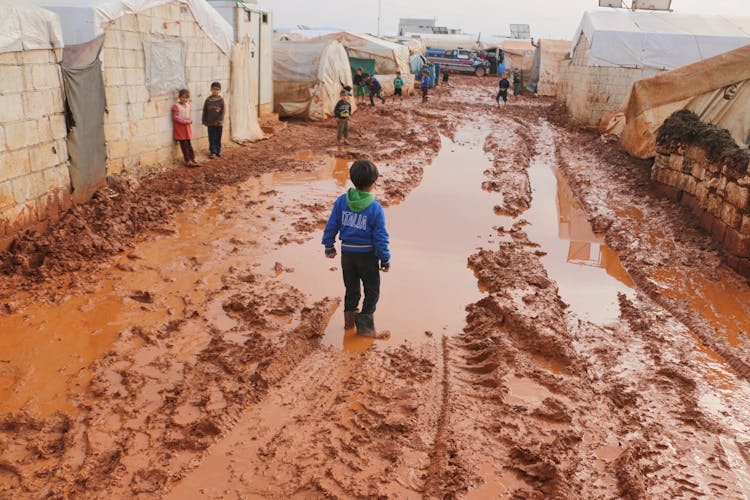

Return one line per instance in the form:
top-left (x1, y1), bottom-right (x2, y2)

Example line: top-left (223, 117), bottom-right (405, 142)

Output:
top-left (526, 39), bottom-right (571, 96)
top-left (571, 10), bottom-right (750, 70)
top-left (0, 2), bottom-right (63, 52)
top-left (273, 39), bottom-right (354, 120)
top-left (32, 0), bottom-right (233, 57)
top-left (319, 32), bottom-right (410, 75)
top-left (620, 44), bottom-right (750, 159)
top-left (498, 39), bottom-right (535, 73)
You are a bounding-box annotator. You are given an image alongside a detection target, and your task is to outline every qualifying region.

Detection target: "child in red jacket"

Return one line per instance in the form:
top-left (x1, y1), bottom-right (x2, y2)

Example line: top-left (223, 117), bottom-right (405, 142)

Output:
top-left (172, 89), bottom-right (200, 167)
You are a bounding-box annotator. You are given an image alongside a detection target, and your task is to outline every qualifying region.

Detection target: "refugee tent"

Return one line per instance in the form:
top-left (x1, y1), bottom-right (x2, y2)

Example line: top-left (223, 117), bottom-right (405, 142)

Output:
top-left (319, 32), bottom-right (410, 75)
top-left (498, 39), bottom-right (535, 74)
top-left (0, 2), bottom-right (71, 242)
top-left (525, 39), bottom-right (571, 96)
top-left (559, 10), bottom-right (750, 127)
top-left (30, 0), bottom-right (234, 177)
top-left (619, 44), bottom-right (750, 159)
top-left (273, 39), bottom-right (354, 120)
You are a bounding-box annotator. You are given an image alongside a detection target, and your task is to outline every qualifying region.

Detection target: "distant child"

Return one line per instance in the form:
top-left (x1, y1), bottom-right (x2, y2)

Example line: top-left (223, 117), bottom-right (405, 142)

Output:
top-left (334, 90), bottom-right (352, 145)
top-left (442, 66), bottom-right (450, 84)
top-left (172, 88), bottom-right (199, 167)
top-left (202, 81), bottom-right (225, 159)
top-left (393, 71), bottom-right (404, 102)
top-left (497, 74), bottom-right (510, 105)
top-left (353, 67), bottom-right (366, 105)
top-left (421, 69), bottom-right (430, 103)
top-left (322, 159), bottom-right (391, 338)
top-left (365, 74), bottom-right (385, 106)
top-left (512, 70), bottom-right (522, 96)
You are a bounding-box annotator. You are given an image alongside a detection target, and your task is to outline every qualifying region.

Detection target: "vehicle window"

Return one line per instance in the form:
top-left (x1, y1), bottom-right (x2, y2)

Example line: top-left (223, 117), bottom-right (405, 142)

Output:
top-left (457, 51), bottom-right (469, 59)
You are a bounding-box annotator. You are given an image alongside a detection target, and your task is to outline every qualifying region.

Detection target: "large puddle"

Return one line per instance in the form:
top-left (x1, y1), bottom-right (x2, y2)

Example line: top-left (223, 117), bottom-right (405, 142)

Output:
top-left (264, 122), bottom-right (634, 347)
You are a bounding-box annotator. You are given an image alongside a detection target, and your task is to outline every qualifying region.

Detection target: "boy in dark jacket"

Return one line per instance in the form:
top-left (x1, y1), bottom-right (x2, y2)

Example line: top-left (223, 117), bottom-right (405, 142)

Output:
top-left (333, 90), bottom-right (352, 145)
top-left (496, 75), bottom-right (510, 105)
top-left (323, 160), bottom-right (391, 337)
top-left (364, 74), bottom-right (385, 106)
top-left (202, 82), bottom-right (225, 158)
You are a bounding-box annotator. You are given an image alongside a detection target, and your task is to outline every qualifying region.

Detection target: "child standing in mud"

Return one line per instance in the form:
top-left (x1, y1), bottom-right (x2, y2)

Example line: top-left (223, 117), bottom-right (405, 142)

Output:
top-left (334, 90), bottom-right (352, 145)
top-left (202, 82), bottom-right (225, 159)
top-left (365, 74), bottom-right (386, 106)
top-left (497, 74), bottom-right (511, 105)
top-left (172, 89), bottom-right (199, 167)
top-left (353, 67), bottom-right (366, 105)
top-left (421, 69), bottom-right (431, 103)
top-left (393, 71), bottom-right (404, 102)
top-left (322, 160), bottom-right (391, 338)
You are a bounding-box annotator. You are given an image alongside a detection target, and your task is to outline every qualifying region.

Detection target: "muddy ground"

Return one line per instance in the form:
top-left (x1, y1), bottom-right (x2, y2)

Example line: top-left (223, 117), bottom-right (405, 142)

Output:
top-left (2, 76), bottom-right (750, 498)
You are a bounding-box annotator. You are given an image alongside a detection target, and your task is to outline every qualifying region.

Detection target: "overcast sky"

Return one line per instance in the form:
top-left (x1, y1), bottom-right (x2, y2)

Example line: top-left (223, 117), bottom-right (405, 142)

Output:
top-left (258, 0), bottom-right (750, 39)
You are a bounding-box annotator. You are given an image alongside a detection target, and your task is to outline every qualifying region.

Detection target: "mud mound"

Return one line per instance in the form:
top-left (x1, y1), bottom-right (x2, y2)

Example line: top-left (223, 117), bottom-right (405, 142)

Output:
top-left (657, 109), bottom-right (750, 176)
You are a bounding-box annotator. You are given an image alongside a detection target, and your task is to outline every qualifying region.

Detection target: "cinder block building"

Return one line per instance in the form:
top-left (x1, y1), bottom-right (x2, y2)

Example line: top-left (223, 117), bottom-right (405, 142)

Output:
top-left (558, 10), bottom-right (750, 128)
top-left (0, 4), bottom-right (70, 248)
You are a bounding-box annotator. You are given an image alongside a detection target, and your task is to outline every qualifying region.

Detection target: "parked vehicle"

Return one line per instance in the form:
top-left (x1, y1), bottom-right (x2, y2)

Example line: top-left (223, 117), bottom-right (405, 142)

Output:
top-left (425, 48), bottom-right (490, 76)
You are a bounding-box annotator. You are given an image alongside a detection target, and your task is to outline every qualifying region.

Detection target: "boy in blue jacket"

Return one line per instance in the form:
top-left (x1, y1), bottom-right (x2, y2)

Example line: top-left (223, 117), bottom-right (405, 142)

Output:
top-left (323, 160), bottom-right (391, 337)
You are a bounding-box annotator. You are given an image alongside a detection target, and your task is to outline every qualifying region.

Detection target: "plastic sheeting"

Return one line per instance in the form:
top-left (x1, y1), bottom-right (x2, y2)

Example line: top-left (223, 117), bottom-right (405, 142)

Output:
top-left (319, 32), bottom-right (411, 75)
top-left (143, 38), bottom-right (186, 96)
top-left (62, 58), bottom-right (107, 202)
top-left (498, 40), bottom-right (535, 73)
top-left (31, 0), bottom-right (233, 55)
top-left (273, 40), bottom-right (354, 121)
top-left (0, 2), bottom-right (63, 53)
top-left (526, 39), bottom-right (571, 96)
top-left (620, 44), bottom-right (750, 159)
top-left (571, 10), bottom-right (750, 70)
top-left (231, 37), bottom-right (265, 142)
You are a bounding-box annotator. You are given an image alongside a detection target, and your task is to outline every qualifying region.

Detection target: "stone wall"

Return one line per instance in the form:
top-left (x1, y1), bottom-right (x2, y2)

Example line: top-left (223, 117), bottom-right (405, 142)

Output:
top-left (652, 112), bottom-right (750, 276)
top-left (101, 2), bottom-right (231, 175)
top-left (558, 35), bottom-right (660, 127)
top-left (0, 48), bottom-right (71, 248)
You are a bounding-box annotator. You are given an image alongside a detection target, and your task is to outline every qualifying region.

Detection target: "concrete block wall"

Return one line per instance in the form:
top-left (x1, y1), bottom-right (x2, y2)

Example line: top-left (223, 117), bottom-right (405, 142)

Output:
top-left (0, 48), bottom-right (71, 246)
top-left (558, 36), bottom-right (661, 127)
top-left (652, 144), bottom-right (750, 277)
top-left (101, 2), bottom-right (231, 175)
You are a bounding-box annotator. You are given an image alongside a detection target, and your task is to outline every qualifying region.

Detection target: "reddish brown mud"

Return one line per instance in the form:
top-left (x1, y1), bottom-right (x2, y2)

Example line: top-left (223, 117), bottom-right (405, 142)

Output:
top-left (2, 77), bottom-right (750, 498)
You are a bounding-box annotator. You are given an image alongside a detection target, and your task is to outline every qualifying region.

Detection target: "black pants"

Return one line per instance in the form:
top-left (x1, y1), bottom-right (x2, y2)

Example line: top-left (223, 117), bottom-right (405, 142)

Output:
top-left (369, 89), bottom-right (385, 105)
top-left (496, 89), bottom-right (508, 103)
top-left (208, 125), bottom-right (223, 155)
top-left (342, 251), bottom-right (380, 314)
top-left (178, 139), bottom-right (194, 162)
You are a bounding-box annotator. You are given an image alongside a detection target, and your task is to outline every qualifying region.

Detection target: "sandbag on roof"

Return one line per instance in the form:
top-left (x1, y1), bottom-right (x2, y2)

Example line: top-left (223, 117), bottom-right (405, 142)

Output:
top-left (29, 0), bottom-right (233, 54)
top-left (319, 32), bottom-right (410, 75)
top-left (0, 1), bottom-right (63, 53)
top-left (273, 39), bottom-right (354, 121)
top-left (620, 44), bottom-right (750, 159)
top-left (571, 10), bottom-right (750, 70)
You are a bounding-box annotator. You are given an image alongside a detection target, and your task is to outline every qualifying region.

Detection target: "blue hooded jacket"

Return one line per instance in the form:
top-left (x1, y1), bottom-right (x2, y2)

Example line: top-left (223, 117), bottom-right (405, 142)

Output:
top-left (322, 189), bottom-right (391, 262)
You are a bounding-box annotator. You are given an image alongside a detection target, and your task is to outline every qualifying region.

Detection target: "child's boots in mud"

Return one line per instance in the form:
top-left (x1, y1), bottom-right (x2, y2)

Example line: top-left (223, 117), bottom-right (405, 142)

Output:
top-left (354, 313), bottom-right (391, 339)
top-left (344, 311), bottom-right (357, 330)
top-left (354, 313), bottom-right (375, 335)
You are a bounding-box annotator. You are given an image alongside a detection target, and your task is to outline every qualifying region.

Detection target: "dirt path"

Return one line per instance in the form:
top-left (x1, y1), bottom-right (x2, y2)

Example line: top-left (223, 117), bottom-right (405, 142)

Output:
top-left (2, 78), bottom-right (750, 498)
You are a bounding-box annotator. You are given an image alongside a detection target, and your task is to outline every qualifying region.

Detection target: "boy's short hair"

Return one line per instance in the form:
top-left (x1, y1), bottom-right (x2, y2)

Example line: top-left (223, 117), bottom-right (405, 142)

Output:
top-left (178, 88), bottom-right (190, 98)
top-left (356, 67), bottom-right (363, 72)
top-left (340, 90), bottom-right (347, 96)
top-left (396, 70), bottom-right (401, 74)
top-left (211, 81), bottom-right (221, 90)
top-left (349, 160), bottom-right (379, 190)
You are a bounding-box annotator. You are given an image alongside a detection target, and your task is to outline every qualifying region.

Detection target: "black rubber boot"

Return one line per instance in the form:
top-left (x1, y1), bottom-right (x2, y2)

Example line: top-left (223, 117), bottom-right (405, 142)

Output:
top-left (344, 311), bottom-right (357, 330)
top-left (354, 313), bottom-right (375, 336)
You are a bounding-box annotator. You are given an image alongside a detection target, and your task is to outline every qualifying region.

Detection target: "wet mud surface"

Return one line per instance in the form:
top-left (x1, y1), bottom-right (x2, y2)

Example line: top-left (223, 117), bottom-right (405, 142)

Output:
top-left (2, 76), bottom-right (750, 498)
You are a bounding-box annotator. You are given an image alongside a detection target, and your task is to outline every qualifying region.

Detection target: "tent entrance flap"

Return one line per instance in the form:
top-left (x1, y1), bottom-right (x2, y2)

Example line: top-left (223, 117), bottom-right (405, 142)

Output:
top-left (348, 57), bottom-right (376, 76)
top-left (62, 59), bottom-right (107, 203)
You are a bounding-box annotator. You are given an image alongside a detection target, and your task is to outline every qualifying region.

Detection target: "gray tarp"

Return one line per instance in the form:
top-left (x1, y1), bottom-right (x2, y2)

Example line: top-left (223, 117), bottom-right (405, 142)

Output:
top-left (62, 58), bottom-right (106, 202)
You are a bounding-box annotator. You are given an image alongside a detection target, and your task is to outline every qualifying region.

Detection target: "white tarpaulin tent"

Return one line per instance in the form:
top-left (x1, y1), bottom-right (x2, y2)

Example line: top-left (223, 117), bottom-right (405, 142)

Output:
top-left (273, 39), bottom-right (354, 120)
top-left (319, 32), bottom-right (410, 75)
top-left (620, 44), bottom-right (750, 159)
top-left (571, 10), bottom-right (750, 70)
top-left (0, 1), bottom-right (63, 53)
top-left (29, 0), bottom-right (233, 54)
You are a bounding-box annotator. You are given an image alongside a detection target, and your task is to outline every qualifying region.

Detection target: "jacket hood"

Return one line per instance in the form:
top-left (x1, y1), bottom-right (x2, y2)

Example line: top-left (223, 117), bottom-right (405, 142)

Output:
top-left (346, 188), bottom-right (375, 213)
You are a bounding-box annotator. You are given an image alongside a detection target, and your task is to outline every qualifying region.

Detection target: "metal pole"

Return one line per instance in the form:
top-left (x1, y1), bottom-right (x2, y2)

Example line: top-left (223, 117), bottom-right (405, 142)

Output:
top-left (377, 0), bottom-right (381, 35)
